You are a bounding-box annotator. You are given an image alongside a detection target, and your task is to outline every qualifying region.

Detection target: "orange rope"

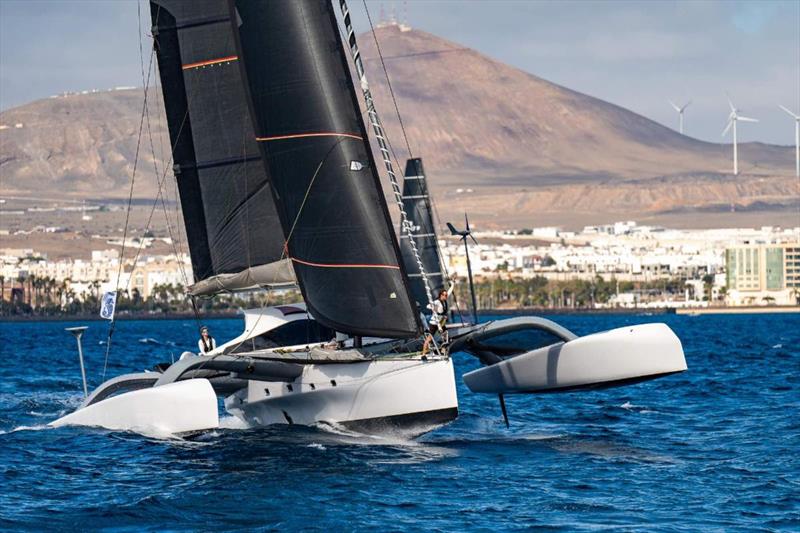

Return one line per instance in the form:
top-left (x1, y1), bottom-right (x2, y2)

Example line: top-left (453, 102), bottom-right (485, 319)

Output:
top-left (290, 257), bottom-right (400, 269)
top-left (256, 132), bottom-right (362, 142)
top-left (182, 55), bottom-right (238, 70)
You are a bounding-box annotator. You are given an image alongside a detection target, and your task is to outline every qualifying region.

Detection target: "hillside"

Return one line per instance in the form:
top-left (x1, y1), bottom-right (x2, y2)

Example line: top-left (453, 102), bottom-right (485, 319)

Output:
top-left (1, 24), bottom-right (796, 229)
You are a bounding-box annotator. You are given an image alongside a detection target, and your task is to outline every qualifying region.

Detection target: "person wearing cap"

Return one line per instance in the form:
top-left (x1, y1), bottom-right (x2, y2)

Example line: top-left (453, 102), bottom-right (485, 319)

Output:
top-left (197, 326), bottom-right (217, 354)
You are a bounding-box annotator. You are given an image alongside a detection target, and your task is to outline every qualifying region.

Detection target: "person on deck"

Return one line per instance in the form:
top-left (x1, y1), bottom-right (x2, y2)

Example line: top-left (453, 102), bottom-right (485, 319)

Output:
top-left (422, 286), bottom-right (453, 356)
top-left (197, 326), bottom-right (216, 355)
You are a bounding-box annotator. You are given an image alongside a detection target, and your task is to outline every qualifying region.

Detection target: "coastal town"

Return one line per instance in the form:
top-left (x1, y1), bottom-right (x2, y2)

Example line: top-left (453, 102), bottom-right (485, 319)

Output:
top-left (2, 217), bottom-right (797, 315)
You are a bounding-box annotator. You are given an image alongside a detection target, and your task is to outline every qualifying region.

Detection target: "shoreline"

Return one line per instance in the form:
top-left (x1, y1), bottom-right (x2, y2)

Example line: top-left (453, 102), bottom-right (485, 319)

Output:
top-left (1, 305), bottom-right (796, 322)
top-left (674, 306), bottom-right (799, 315)
top-left (0, 311), bottom-right (241, 322)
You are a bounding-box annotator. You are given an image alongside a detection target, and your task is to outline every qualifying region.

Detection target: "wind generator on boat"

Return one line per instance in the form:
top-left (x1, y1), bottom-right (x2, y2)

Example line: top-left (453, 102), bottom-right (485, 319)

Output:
top-left (51, 0), bottom-right (686, 437)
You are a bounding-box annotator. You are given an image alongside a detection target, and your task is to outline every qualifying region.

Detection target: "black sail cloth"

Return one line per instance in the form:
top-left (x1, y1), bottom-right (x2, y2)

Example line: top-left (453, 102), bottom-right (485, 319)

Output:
top-left (230, 0), bottom-right (421, 338)
top-left (150, 0), bottom-right (293, 296)
top-left (399, 158), bottom-right (445, 311)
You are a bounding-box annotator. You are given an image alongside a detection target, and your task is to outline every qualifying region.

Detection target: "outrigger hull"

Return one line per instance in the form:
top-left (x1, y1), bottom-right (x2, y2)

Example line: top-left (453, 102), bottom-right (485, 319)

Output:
top-left (461, 323), bottom-right (686, 394)
top-left (50, 379), bottom-right (219, 435)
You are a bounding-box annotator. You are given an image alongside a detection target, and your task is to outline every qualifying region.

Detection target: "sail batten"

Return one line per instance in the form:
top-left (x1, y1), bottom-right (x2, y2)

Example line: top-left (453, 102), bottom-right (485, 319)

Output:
top-left (230, 0), bottom-right (421, 338)
top-left (150, 0), bottom-right (288, 292)
top-left (399, 158), bottom-right (446, 310)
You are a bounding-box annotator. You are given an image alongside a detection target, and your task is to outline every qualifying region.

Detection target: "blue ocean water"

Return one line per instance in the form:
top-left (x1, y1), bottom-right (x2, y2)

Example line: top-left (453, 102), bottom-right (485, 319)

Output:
top-left (1, 313), bottom-right (798, 531)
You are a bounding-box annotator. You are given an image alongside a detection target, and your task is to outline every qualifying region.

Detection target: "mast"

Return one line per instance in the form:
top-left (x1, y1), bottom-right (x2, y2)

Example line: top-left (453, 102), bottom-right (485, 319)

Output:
top-left (150, 0), bottom-right (293, 296)
top-left (230, 0), bottom-right (421, 338)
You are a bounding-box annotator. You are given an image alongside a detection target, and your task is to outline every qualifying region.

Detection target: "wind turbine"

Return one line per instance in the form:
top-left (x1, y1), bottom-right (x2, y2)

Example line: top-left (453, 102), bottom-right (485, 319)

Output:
top-left (778, 104), bottom-right (800, 178)
top-left (721, 96), bottom-right (758, 176)
top-left (668, 99), bottom-right (691, 134)
top-left (446, 213), bottom-right (478, 326)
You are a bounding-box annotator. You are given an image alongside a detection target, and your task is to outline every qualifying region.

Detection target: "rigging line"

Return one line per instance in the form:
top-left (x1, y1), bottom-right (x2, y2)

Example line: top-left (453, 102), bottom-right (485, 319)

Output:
top-left (332, 14), bottom-right (411, 214)
top-left (362, 0), bottom-right (414, 161)
top-left (353, 3), bottom-right (459, 324)
top-left (120, 8), bottom-right (194, 292)
top-left (281, 137), bottom-right (349, 252)
top-left (360, 7), bottom-right (452, 282)
top-left (337, 6), bottom-right (456, 322)
top-left (211, 141), bottom-right (349, 361)
top-left (102, 0), bottom-right (157, 380)
top-left (142, 35), bottom-right (195, 317)
top-left (121, 17), bottom-right (198, 305)
top-left (141, 43), bottom-right (180, 277)
top-left (339, 0), bottom-right (439, 351)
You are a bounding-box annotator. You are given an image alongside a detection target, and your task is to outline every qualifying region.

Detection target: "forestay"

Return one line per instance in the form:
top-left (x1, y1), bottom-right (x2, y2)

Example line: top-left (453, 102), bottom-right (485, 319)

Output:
top-left (150, 0), bottom-right (293, 296)
top-left (230, 0), bottom-right (421, 338)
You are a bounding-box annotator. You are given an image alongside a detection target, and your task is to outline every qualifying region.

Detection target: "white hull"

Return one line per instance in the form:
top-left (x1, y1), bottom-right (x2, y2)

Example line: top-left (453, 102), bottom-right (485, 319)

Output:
top-left (463, 323), bottom-right (687, 394)
top-left (50, 379), bottom-right (219, 435)
top-left (225, 356), bottom-right (458, 437)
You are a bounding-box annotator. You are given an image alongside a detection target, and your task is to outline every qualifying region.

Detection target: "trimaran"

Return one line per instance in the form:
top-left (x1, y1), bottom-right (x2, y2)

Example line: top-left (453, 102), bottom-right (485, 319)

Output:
top-left (51, 0), bottom-right (686, 437)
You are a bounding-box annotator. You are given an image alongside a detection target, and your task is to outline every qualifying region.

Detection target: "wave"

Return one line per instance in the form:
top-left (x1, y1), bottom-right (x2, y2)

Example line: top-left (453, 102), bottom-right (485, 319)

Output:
top-left (138, 337), bottom-right (176, 346)
top-left (0, 424), bottom-right (52, 435)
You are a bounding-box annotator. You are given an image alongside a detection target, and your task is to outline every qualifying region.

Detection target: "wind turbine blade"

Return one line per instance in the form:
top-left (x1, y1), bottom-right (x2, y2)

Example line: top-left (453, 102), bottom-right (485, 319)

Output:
top-left (469, 234), bottom-right (478, 246)
top-left (669, 100), bottom-right (680, 112)
top-left (778, 104), bottom-right (800, 119)
top-left (446, 222), bottom-right (459, 236)
top-left (464, 212), bottom-right (470, 233)
top-left (738, 116), bottom-right (758, 123)
top-left (722, 120), bottom-right (733, 137)
top-left (726, 94), bottom-right (736, 112)
top-left (681, 100), bottom-right (692, 112)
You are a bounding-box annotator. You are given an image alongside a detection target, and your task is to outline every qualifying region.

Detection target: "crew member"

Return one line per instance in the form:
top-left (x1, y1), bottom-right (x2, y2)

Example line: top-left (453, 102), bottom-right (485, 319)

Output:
top-left (197, 326), bottom-right (216, 354)
top-left (422, 286), bottom-right (452, 356)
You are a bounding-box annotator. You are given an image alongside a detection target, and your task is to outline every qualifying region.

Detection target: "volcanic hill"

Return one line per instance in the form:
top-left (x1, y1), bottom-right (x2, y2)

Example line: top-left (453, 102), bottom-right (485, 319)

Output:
top-left (1, 23), bottom-right (796, 229)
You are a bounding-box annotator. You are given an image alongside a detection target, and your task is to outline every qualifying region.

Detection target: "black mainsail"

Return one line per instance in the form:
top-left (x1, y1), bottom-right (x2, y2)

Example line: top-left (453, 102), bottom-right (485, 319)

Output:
top-left (150, 0), bottom-right (293, 296)
top-left (230, 0), bottom-right (421, 338)
top-left (399, 158), bottom-right (445, 311)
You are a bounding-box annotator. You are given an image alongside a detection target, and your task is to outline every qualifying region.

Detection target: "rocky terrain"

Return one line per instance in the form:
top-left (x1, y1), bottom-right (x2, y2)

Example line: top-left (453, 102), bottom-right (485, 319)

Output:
top-left (1, 24), bottom-right (797, 230)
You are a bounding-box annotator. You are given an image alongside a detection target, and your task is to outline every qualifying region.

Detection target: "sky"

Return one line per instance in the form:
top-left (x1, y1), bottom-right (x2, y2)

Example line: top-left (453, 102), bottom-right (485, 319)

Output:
top-left (0, 0), bottom-right (798, 145)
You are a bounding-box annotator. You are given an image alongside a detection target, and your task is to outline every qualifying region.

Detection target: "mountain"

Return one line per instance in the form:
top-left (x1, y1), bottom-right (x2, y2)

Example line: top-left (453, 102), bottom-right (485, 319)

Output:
top-left (1, 24), bottom-right (796, 229)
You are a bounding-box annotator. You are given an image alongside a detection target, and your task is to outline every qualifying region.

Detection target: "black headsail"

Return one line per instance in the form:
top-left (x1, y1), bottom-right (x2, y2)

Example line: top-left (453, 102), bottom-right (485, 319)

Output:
top-left (229, 0), bottom-right (421, 338)
top-left (150, 0), bottom-right (293, 296)
top-left (400, 158), bottom-right (445, 310)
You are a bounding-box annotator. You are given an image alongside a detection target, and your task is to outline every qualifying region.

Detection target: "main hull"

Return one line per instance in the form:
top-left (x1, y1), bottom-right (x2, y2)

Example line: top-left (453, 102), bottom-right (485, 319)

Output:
top-left (224, 357), bottom-right (458, 438)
